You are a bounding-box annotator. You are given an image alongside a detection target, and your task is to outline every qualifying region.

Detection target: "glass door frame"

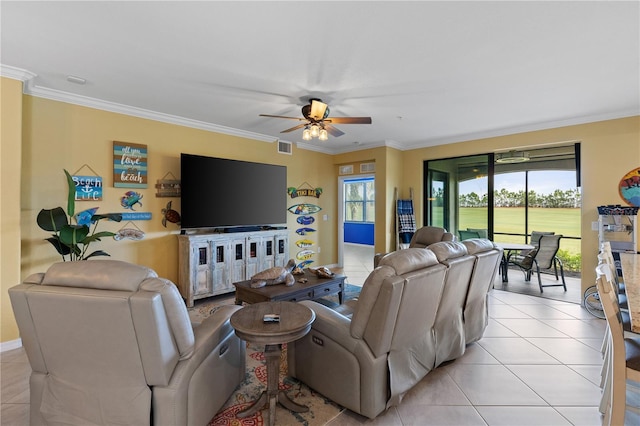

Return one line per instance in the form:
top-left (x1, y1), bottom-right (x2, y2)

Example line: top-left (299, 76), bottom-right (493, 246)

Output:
top-left (423, 154), bottom-right (495, 239)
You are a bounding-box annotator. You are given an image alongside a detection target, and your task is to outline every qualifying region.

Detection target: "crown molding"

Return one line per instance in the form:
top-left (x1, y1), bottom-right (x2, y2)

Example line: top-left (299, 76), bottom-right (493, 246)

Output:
top-left (26, 84), bottom-right (278, 143)
top-left (4, 64), bottom-right (637, 155)
top-left (402, 109), bottom-right (640, 151)
top-left (0, 64), bottom-right (37, 82)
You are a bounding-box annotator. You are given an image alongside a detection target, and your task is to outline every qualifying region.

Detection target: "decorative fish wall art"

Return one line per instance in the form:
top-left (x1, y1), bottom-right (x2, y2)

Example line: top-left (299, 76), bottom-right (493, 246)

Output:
top-left (288, 203), bottom-right (322, 215)
top-left (296, 227), bottom-right (316, 236)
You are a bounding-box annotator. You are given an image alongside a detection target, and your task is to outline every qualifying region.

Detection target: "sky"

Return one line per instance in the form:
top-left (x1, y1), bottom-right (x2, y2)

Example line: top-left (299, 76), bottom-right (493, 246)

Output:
top-left (460, 171), bottom-right (578, 196)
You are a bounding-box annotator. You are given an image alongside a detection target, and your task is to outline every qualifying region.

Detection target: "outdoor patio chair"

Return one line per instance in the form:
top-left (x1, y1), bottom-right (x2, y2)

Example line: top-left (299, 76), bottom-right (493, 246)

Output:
top-left (458, 230), bottom-right (481, 241)
top-left (508, 234), bottom-right (566, 292)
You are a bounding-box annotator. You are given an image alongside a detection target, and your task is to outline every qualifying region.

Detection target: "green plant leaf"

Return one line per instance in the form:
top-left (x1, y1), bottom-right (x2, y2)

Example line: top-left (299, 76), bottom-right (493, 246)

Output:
top-left (60, 224), bottom-right (90, 246)
top-left (45, 236), bottom-right (71, 256)
top-left (82, 231), bottom-right (116, 244)
top-left (64, 169), bottom-right (76, 217)
top-left (37, 207), bottom-right (69, 232)
top-left (83, 250), bottom-right (112, 260)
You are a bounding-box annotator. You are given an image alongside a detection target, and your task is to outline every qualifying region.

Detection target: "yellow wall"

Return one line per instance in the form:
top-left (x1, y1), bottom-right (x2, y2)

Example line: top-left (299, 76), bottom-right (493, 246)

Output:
top-left (3, 84), bottom-right (338, 342)
top-left (2, 73), bottom-right (639, 345)
top-left (1, 78), bottom-right (23, 344)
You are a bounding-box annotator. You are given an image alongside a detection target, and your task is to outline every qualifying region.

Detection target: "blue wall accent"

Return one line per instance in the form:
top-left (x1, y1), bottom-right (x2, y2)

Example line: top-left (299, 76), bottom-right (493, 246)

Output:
top-left (344, 222), bottom-right (374, 245)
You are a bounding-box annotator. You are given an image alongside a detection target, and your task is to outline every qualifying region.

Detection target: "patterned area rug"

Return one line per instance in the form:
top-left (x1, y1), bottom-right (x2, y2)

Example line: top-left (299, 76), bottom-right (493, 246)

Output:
top-left (209, 343), bottom-right (343, 426)
top-left (187, 284), bottom-right (362, 425)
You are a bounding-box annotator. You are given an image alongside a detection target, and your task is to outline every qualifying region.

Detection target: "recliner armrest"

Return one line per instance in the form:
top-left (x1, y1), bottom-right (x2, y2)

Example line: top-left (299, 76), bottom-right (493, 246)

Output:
top-left (299, 300), bottom-right (360, 352)
top-left (373, 252), bottom-right (389, 268)
top-left (193, 305), bottom-right (242, 344)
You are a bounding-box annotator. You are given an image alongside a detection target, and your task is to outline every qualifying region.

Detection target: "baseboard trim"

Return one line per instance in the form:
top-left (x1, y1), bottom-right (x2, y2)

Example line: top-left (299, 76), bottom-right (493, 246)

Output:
top-left (0, 338), bottom-right (22, 352)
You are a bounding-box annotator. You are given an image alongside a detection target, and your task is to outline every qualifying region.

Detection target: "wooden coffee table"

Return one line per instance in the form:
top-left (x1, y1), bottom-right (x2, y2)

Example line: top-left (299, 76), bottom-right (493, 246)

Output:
top-left (233, 269), bottom-right (346, 305)
top-left (230, 301), bottom-right (315, 426)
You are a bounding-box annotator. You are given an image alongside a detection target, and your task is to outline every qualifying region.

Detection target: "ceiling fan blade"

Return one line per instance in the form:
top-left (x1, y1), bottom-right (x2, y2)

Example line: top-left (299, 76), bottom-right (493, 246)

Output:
top-left (259, 114), bottom-right (306, 121)
top-left (324, 124), bottom-right (345, 137)
top-left (280, 123), bottom-right (308, 133)
top-left (324, 117), bottom-right (372, 124)
top-left (309, 99), bottom-right (329, 120)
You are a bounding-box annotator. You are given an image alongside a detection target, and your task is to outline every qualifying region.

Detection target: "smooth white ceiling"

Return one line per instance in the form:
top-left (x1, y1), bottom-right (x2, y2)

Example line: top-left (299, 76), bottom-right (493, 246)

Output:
top-left (2, 1), bottom-right (638, 154)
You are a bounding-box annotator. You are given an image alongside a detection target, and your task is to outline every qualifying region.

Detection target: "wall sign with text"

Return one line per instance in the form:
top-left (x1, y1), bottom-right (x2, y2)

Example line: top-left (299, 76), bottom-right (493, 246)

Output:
top-left (72, 175), bottom-right (103, 201)
top-left (113, 141), bottom-right (148, 188)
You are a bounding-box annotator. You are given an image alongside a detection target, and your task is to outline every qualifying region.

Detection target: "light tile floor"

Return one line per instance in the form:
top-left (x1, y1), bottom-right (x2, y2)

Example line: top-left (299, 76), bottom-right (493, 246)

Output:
top-left (2, 245), bottom-right (637, 425)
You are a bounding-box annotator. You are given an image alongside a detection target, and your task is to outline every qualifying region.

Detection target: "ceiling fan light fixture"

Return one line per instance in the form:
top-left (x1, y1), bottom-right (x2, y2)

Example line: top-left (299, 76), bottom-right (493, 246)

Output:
top-left (310, 124), bottom-right (320, 138)
top-left (319, 128), bottom-right (328, 141)
top-left (302, 127), bottom-right (312, 140)
top-left (496, 151), bottom-right (530, 163)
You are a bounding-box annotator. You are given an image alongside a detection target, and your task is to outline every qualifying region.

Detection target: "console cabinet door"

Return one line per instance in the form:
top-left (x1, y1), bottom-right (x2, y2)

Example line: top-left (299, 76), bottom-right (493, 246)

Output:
top-left (262, 237), bottom-right (275, 270)
top-left (245, 235), bottom-right (261, 278)
top-left (229, 237), bottom-right (246, 283)
top-left (275, 234), bottom-right (289, 267)
top-left (193, 243), bottom-right (213, 297)
top-left (211, 240), bottom-right (229, 292)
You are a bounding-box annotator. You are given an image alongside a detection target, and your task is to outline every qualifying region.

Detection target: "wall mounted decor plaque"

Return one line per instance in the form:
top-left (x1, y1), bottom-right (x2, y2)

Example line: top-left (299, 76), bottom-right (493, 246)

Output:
top-left (113, 141), bottom-right (148, 188)
top-left (120, 212), bottom-right (152, 221)
top-left (156, 171), bottom-right (181, 197)
top-left (619, 166), bottom-right (640, 207)
top-left (71, 164), bottom-right (102, 201)
top-left (288, 182), bottom-right (323, 198)
top-left (287, 203), bottom-right (322, 215)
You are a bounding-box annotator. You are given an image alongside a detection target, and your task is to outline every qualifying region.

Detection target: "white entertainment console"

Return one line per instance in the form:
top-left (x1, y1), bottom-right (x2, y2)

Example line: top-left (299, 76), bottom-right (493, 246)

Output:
top-left (177, 229), bottom-right (289, 307)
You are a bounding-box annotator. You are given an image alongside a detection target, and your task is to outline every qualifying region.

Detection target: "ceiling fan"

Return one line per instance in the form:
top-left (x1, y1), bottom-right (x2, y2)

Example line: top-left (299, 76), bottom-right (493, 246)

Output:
top-left (259, 98), bottom-right (372, 139)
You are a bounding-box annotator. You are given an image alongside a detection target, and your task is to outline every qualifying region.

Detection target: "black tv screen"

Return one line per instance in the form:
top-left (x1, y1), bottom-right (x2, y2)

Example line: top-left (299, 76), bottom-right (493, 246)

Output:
top-left (180, 154), bottom-right (287, 230)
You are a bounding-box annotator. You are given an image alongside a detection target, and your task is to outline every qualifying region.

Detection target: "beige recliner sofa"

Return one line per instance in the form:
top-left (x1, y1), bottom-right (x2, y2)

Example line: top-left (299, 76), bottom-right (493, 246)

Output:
top-left (9, 260), bottom-right (245, 426)
top-left (461, 239), bottom-right (503, 344)
top-left (288, 248), bottom-right (448, 419)
top-left (373, 226), bottom-right (455, 267)
top-left (288, 239), bottom-right (501, 419)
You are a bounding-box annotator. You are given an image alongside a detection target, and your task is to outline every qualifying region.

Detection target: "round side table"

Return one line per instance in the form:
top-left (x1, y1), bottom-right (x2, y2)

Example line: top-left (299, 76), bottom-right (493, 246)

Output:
top-left (230, 301), bottom-right (315, 426)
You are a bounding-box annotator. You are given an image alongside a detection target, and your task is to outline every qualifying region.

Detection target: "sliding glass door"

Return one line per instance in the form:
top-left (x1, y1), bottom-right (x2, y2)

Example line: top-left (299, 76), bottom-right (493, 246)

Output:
top-left (425, 144), bottom-right (581, 274)
top-left (424, 154), bottom-right (493, 240)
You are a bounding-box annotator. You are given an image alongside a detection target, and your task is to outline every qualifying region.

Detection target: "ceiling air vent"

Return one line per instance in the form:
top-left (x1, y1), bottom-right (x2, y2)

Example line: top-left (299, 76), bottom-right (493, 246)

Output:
top-left (277, 140), bottom-right (292, 155)
top-left (339, 165), bottom-right (354, 175)
top-left (360, 162), bottom-right (375, 173)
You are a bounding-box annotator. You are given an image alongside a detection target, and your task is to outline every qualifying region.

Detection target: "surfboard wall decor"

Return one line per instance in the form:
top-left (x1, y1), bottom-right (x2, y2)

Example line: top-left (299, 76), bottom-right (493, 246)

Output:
top-left (296, 249), bottom-right (315, 260)
top-left (295, 227), bottom-right (316, 236)
top-left (288, 203), bottom-right (322, 215)
top-left (296, 215), bottom-right (315, 225)
top-left (296, 239), bottom-right (314, 248)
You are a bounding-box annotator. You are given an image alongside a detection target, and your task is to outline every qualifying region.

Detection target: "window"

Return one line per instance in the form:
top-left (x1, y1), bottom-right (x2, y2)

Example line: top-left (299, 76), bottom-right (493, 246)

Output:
top-left (344, 178), bottom-right (375, 222)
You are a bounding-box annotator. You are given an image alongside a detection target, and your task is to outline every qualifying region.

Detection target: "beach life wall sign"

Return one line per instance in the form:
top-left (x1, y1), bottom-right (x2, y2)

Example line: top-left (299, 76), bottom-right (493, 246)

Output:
top-left (72, 175), bottom-right (103, 201)
top-left (113, 141), bottom-right (148, 188)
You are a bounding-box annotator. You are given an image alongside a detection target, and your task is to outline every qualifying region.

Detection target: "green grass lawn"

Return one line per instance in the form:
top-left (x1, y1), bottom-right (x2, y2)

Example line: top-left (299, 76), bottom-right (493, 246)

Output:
top-left (460, 207), bottom-right (581, 255)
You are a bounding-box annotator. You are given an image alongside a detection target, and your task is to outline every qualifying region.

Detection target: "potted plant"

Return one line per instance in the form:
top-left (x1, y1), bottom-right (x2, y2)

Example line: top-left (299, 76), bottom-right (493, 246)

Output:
top-left (37, 170), bottom-right (123, 261)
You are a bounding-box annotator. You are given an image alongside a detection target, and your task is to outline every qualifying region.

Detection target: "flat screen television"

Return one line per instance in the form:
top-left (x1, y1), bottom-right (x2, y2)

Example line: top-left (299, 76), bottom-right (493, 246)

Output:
top-left (180, 153), bottom-right (287, 231)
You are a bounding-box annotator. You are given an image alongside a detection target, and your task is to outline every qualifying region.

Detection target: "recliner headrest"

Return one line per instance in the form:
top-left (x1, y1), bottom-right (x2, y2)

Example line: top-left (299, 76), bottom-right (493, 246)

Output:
top-left (41, 260), bottom-right (158, 291)
top-left (410, 226), bottom-right (446, 248)
top-left (427, 241), bottom-right (468, 262)
top-left (378, 248), bottom-right (439, 275)
top-left (461, 238), bottom-right (497, 255)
